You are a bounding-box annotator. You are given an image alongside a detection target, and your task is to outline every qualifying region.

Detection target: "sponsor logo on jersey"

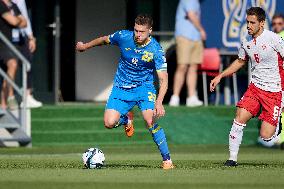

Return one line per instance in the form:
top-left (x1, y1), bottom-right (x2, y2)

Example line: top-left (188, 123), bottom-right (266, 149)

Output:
top-left (132, 58), bottom-right (138, 66)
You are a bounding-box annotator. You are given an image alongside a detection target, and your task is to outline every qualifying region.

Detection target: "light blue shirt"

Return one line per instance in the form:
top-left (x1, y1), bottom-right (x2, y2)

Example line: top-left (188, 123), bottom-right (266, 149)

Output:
top-left (175, 0), bottom-right (201, 41)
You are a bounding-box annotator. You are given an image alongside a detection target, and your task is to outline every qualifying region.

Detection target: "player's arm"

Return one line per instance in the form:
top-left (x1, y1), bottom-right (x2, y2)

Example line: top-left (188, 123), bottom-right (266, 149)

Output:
top-left (76, 36), bottom-right (110, 52)
top-left (16, 14), bottom-right (26, 28)
top-left (273, 35), bottom-right (284, 59)
top-left (187, 11), bottom-right (206, 40)
top-left (210, 58), bottom-right (246, 92)
top-left (155, 71), bottom-right (168, 118)
top-left (2, 12), bottom-right (26, 28)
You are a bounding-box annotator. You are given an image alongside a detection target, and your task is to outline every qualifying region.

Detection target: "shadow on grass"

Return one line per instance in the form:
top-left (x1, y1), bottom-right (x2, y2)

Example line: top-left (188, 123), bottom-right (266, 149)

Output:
top-left (106, 163), bottom-right (154, 169)
top-left (213, 162), bottom-right (270, 167)
top-left (239, 162), bottom-right (270, 167)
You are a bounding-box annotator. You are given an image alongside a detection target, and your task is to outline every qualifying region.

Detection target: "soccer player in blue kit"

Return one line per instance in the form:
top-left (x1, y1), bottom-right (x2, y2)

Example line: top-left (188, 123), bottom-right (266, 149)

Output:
top-left (76, 14), bottom-right (174, 169)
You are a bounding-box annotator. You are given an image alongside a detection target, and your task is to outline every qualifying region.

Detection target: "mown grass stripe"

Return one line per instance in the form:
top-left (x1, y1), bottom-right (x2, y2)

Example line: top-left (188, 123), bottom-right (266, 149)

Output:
top-left (32, 141), bottom-right (154, 146)
top-left (32, 117), bottom-right (145, 122)
top-left (30, 105), bottom-right (259, 146)
top-left (31, 121), bottom-right (148, 132)
top-left (32, 132), bottom-right (152, 144)
top-left (32, 129), bottom-right (149, 134)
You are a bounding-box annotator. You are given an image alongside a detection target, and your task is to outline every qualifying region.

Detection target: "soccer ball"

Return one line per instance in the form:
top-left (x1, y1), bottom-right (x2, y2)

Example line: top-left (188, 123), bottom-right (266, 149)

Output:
top-left (82, 148), bottom-right (105, 169)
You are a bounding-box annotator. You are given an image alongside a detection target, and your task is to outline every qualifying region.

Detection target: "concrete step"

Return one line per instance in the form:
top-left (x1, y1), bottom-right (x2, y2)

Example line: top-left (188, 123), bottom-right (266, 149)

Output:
top-left (0, 109), bottom-right (21, 129)
top-left (0, 128), bottom-right (31, 147)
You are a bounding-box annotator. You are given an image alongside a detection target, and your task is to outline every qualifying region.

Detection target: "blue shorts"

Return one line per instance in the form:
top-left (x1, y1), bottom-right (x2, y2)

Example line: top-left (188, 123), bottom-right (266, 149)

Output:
top-left (106, 83), bottom-right (156, 115)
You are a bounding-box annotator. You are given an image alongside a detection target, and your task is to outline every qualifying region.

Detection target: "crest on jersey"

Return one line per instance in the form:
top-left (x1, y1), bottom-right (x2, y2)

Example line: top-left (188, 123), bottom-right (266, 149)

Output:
top-left (222, 0), bottom-right (276, 49)
top-left (142, 51), bottom-right (154, 63)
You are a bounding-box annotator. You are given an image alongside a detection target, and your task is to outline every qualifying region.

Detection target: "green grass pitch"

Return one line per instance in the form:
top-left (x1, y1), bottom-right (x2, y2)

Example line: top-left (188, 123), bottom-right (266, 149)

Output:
top-left (0, 105), bottom-right (283, 188)
top-left (0, 144), bottom-right (284, 189)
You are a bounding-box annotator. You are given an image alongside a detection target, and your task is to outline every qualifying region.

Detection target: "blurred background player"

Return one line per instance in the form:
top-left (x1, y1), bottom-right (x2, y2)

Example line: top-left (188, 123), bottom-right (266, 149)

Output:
top-left (12, 0), bottom-right (42, 108)
top-left (271, 13), bottom-right (284, 38)
top-left (169, 0), bottom-right (206, 107)
top-left (210, 7), bottom-right (284, 166)
top-left (0, 0), bottom-right (26, 110)
top-left (76, 14), bottom-right (174, 169)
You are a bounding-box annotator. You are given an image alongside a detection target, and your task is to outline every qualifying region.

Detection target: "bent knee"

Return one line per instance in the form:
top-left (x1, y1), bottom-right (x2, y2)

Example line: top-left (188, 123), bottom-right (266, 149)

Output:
top-left (104, 119), bottom-right (118, 129)
top-left (176, 65), bottom-right (187, 73)
top-left (260, 131), bottom-right (274, 141)
top-left (145, 119), bottom-right (154, 128)
top-left (7, 60), bottom-right (17, 69)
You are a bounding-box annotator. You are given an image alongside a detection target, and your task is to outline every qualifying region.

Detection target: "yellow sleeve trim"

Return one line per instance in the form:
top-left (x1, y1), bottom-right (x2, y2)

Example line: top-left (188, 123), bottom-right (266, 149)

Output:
top-left (157, 69), bottom-right (167, 73)
top-left (106, 36), bottom-right (111, 44)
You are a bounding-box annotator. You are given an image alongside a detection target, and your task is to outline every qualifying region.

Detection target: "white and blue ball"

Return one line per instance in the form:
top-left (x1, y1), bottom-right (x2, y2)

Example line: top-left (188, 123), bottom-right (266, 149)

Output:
top-left (82, 148), bottom-right (105, 169)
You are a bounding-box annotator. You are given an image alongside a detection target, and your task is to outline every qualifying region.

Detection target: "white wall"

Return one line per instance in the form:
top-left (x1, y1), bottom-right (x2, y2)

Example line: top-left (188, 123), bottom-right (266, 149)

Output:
top-left (75, 0), bottom-right (127, 101)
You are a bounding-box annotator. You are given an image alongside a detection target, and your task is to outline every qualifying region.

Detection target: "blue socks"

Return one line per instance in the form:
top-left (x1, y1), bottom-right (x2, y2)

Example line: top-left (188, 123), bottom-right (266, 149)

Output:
top-left (149, 123), bottom-right (171, 161)
top-left (113, 114), bottom-right (128, 128)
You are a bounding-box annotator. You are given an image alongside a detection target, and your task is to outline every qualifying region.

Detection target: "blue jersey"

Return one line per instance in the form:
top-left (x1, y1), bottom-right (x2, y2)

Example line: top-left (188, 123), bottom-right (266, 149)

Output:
top-left (108, 30), bottom-right (167, 88)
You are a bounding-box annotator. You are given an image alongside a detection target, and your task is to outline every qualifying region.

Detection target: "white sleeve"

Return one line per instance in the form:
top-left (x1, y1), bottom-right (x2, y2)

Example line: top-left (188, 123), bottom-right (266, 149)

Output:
top-left (238, 42), bottom-right (248, 61)
top-left (272, 34), bottom-right (284, 58)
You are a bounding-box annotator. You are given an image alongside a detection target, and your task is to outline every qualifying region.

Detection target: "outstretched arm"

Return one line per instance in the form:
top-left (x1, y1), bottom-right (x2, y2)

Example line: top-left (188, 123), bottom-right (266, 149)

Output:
top-left (155, 71), bottom-right (168, 118)
top-left (210, 58), bottom-right (246, 92)
top-left (76, 36), bottom-right (110, 52)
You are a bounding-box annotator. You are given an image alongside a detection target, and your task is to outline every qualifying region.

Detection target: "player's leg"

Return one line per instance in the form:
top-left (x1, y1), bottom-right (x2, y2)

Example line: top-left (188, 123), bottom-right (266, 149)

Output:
top-left (141, 109), bottom-right (173, 169)
top-left (104, 86), bottom-right (135, 136)
top-left (224, 107), bottom-right (253, 166)
top-left (104, 109), bottom-right (122, 129)
top-left (225, 84), bottom-right (259, 166)
top-left (186, 64), bottom-right (203, 106)
top-left (139, 83), bottom-right (173, 169)
top-left (186, 40), bottom-right (203, 107)
top-left (169, 36), bottom-right (190, 106)
top-left (280, 114), bottom-right (284, 149)
top-left (258, 90), bottom-right (282, 143)
top-left (21, 39), bottom-right (42, 108)
top-left (1, 79), bottom-right (8, 109)
top-left (104, 101), bottom-right (135, 129)
top-left (259, 121), bottom-right (278, 141)
top-left (123, 111), bottom-right (134, 137)
top-left (6, 58), bottom-right (18, 110)
top-left (258, 119), bottom-right (281, 147)
top-left (169, 64), bottom-right (187, 106)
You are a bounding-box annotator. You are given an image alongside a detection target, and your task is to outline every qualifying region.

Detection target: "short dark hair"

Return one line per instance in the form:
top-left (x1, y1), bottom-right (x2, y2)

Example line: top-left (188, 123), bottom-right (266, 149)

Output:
top-left (135, 14), bottom-right (153, 28)
top-left (272, 13), bottom-right (284, 21)
top-left (246, 7), bottom-right (266, 22)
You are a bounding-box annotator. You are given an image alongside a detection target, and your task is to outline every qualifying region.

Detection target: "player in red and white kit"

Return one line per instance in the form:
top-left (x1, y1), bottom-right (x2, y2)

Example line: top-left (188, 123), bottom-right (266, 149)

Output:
top-left (210, 7), bottom-right (284, 166)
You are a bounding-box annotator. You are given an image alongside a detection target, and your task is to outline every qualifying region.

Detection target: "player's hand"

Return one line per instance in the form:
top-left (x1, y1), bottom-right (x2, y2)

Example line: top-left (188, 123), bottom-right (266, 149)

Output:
top-left (200, 29), bottom-right (207, 41)
top-left (28, 38), bottom-right (36, 53)
top-left (210, 75), bottom-right (222, 92)
top-left (154, 101), bottom-right (165, 119)
top-left (76, 41), bottom-right (86, 52)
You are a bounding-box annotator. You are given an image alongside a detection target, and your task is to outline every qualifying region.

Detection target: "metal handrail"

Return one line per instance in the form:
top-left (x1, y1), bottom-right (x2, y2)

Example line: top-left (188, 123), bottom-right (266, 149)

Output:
top-left (0, 32), bottom-right (31, 71)
top-left (0, 31), bottom-right (31, 135)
